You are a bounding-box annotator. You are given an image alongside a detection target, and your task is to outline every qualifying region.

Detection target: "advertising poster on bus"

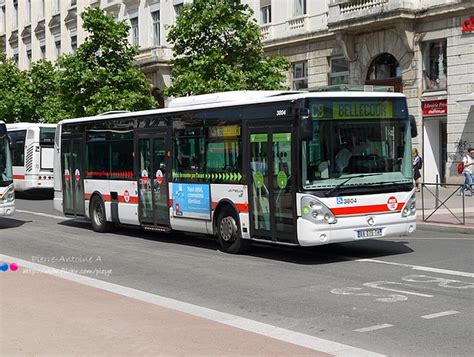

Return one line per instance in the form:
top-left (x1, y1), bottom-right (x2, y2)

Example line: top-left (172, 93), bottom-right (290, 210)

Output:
top-left (173, 183), bottom-right (211, 219)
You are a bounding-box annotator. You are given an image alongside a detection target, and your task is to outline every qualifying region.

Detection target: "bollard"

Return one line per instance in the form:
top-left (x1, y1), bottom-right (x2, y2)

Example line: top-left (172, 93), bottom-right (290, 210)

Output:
top-left (435, 175), bottom-right (439, 209)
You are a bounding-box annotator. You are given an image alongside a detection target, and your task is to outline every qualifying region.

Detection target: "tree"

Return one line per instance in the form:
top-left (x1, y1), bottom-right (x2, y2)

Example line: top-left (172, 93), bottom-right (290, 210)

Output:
top-left (0, 54), bottom-right (32, 123)
top-left (166, 0), bottom-right (289, 97)
top-left (57, 8), bottom-right (156, 117)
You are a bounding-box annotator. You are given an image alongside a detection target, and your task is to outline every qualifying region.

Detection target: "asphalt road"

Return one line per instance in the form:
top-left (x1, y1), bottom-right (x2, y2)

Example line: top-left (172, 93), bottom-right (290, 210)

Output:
top-left (1, 194), bottom-right (473, 356)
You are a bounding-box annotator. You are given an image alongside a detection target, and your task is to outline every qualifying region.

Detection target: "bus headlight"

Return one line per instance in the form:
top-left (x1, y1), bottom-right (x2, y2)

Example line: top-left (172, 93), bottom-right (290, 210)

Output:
top-left (301, 196), bottom-right (337, 224)
top-left (0, 185), bottom-right (15, 203)
top-left (402, 192), bottom-right (416, 217)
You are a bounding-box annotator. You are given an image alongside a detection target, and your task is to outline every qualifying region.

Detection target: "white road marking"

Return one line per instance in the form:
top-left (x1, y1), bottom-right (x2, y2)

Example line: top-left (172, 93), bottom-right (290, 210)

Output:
top-left (364, 281), bottom-right (433, 297)
top-left (357, 259), bottom-right (474, 278)
top-left (421, 311), bottom-right (459, 319)
top-left (353, 324), bottom-right (393, 333)
top-left (0, 254), bottom-right (384, 357)
top-left (15, 209), bottom-right (72, 221)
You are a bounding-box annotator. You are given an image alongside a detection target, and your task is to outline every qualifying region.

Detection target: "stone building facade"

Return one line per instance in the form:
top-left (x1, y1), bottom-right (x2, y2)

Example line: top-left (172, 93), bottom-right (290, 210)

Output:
top-left (1, 0), bottom-right (473, 183)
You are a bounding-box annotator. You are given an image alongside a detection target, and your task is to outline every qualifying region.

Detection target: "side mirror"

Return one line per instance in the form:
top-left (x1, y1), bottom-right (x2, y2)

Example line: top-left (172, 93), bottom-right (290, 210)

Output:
top-left (409, 115), bottom-right (418, 138)
top-left (299, 108), bottom-right (313, 141)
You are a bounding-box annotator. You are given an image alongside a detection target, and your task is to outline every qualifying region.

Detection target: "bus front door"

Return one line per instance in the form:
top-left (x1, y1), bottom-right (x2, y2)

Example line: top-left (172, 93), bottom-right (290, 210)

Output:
top-left (61, 136), bottom-right (85, 216)
top-left (248, 127), bottom-right (296, 244)
top-left (137, 131), bottom-right (170, 228)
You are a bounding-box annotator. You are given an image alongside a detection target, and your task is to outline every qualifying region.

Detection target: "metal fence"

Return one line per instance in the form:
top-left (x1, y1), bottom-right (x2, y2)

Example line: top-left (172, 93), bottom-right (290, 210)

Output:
top-left (421, 182), bottom-right (466, 225)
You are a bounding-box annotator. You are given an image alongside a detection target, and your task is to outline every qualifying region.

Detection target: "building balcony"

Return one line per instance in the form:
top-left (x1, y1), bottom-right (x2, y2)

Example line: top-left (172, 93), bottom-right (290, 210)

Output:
top-left (328, 0), bottom-right (418, 31)
top-left (134, 46), bottom-right (173, 71)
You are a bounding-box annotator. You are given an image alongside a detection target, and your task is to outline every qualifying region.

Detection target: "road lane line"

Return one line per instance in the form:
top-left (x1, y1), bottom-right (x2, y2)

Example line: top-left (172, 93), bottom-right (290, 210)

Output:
top-left (0, 254), bottom-right (384, 357)
top-left (357, 259), bottom-right (474, 278)
top-left (421, 311), bottom-right (459, 319)
top-left (353, 324), bottom-right (393, 333)
top-left (16, 209), bottom-right (73, 221)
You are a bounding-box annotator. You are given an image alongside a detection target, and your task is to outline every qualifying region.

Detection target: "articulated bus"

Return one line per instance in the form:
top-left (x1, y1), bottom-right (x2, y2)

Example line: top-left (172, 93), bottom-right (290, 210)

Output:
top-left (7, 123), bottom-right (56, 191)
top-left (0, 121), bottom-right (15, 216)
top-left (54, 91), bottom-right (417, 253)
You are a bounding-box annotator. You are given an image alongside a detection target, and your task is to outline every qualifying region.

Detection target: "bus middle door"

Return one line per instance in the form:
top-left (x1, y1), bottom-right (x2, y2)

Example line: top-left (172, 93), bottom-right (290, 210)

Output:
top-left (137, 130), bottom-right (170, 228)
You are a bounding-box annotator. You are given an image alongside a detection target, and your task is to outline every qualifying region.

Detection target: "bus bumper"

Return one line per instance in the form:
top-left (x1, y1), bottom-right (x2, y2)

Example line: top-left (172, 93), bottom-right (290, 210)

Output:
top-left (0, 202), bottom-right (15, 216)
top-left (297, 214), bottom-right (416, 246)
top-left (15, 175), bottom-right (54, 191)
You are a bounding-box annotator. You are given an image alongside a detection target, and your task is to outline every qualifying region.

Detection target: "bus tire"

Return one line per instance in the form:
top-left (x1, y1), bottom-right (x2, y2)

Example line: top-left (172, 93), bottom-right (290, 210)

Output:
top-left (90, 195), bottom-right (112, 233)
top-left (216, 208), bottom-right (250, 254)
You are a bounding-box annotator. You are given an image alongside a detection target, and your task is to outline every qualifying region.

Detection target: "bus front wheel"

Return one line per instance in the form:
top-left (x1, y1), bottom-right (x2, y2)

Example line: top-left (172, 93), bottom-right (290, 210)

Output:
top-left (90, 196), bottom-right (112, 233)
top-left (216, 209), bottom-right (250, 254)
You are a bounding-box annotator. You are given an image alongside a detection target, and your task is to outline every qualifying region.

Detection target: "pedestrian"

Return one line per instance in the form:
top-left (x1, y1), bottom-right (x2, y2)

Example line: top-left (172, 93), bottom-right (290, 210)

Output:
top-left (460, 147), bottom-right (474, 196)
top-left (412, 148), bottom-right (422, 192)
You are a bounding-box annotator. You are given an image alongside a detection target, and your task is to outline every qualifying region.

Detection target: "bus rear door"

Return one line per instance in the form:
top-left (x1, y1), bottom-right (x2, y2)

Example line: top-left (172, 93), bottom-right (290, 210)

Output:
top-left (61, 135), bottom-right (85, 216)
top-left (247, 125), bottom-right (297, 244)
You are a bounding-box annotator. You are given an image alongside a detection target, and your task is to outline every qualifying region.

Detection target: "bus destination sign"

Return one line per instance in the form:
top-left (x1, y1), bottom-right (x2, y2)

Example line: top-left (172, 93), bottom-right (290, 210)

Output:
top-left (333, 101), bottom-right (393, 119)
top-left (311, 101), bottom-right (393, 120)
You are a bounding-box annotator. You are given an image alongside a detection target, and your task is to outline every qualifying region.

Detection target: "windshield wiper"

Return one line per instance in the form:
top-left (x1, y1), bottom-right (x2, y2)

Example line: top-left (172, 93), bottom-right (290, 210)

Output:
top-left (324, 173), bottom-right (383, 197)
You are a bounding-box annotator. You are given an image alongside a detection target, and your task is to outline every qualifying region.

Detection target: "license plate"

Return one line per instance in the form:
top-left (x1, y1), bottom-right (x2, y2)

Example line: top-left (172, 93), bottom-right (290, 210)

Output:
top-left (356, 228), bottom-right (383, 238)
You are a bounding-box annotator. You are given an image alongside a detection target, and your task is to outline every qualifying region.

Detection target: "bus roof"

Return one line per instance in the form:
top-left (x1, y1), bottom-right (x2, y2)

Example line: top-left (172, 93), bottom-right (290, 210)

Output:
top-left (6, 123), bottom-right (57, 131)
top-left (58, 91), bottom-right (407, 126)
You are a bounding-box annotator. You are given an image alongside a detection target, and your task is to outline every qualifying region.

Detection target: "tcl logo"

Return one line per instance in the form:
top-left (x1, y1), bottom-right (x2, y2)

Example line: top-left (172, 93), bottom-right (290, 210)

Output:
top-left (387, 196), bottom-right (398, 211)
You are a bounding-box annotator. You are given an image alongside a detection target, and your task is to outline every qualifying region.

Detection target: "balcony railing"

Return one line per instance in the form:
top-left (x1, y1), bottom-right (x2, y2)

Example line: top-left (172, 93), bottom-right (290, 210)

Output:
top-left (339, 0), bottom-right (388, 14)
top-left (288, 17), bottom-right (306, 31)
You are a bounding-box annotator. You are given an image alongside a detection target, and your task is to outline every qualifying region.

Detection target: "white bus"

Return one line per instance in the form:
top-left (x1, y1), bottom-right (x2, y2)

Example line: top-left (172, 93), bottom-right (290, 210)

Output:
top-left (7, 123), bottom-right (56, 191)
top-left (54, 91), bottom-right (417, 253)
top-left (0, 121), bottom-right (15, 216)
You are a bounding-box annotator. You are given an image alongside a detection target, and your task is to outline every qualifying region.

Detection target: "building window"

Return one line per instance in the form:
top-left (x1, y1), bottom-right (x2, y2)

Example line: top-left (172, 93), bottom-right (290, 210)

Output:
top-left (13, 53), bottom-right (19, 66)
top-left (329, 56), bottom-right (349, 85)
top-left (293, 0), bottom-right (306, 17)
top-left (40, 45), bottom-right (46, 59)
top-left (366, 53), bottom-right (400, 80)
top-left (292, 61), bottom-right (308, 90)
top-left (71, 0), bottom-right (77, 6)
top-left (13, 0), bottom-right (18, 29)
top-left (1, 5), bottom-right (5, 33)
top-left (26, 49), bottom-right (32, 69)
top-left (260, 0), bottom-right (271, 24)
top-left (39, 0), bottom-right (45, 19)
top-left (27, 0), bottom-right (32, 24)
top-left (174, 1), bottom-right (183, 18)
top-left (55, 40), bottom-right (61, 58)
top-left (152, 10), bottom-right (160, 46)
top-left (130, 17), bottom-right (139, 45)
top-left (71, 35), bottom-right (77, 53)
top-left (423, 40), bottom-right (447, 91)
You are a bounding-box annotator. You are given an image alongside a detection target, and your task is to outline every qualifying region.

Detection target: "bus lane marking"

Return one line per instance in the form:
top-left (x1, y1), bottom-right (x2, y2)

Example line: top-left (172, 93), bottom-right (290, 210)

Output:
top-left (353, 324), bottom-right (393, 333)
top-left (357, 259), bottom-right (474, 278)
top-left (421, 311), bottom-right (460, 319)
top-left (363, 281), bottom-right (433, 297)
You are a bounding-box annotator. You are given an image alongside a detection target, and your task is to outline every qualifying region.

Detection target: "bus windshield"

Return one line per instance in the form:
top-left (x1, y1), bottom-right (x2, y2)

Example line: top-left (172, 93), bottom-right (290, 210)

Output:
top-left (302, 97), bottom-right (412, 191)
top-left (0, 136), bottom-right (13, 185)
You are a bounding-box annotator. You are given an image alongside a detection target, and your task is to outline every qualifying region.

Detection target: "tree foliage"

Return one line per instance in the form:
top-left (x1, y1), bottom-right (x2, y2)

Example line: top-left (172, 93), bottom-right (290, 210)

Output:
top-left (58, 8), bottom-right (156, 117)
top-left (0, 8), bottom-right (156, 123)
top-left (166, 0), bottom-right (289, 97)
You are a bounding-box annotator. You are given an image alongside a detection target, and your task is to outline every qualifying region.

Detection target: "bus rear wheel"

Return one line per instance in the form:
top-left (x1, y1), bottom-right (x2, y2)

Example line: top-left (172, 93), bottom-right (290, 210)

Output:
top-left (90, 196), bottom-right (112, 233)
top-left (216, 209), bottom-right (250, 254)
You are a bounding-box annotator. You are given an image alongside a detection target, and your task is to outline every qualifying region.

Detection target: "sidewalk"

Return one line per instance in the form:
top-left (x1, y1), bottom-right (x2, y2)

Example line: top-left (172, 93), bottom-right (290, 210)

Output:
top-left (415, 186), bottom-right (474, 234)
top-left (0, 266), bottom-right (332, 357)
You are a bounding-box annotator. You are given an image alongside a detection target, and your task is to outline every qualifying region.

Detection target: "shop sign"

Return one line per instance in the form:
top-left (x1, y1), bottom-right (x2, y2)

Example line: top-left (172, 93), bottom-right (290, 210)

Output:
top-left (422, 99), bottom-right (447, 117)
top-left (462, 16), bottom-right (474, 33)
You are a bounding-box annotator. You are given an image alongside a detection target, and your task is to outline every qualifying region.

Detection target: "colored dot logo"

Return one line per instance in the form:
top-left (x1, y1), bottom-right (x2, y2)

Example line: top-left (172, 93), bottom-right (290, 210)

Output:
top-left (0, 262), bottom-right (19, 272)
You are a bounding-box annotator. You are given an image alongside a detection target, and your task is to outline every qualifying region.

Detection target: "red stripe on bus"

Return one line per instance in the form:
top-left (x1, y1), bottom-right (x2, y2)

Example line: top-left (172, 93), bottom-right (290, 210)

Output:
top-left (13, 175), bottom-right (25, 180)
top-left (117, 195), bottom-right (139, 204)
top-left (330, 203), bottom-right (405, 216)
